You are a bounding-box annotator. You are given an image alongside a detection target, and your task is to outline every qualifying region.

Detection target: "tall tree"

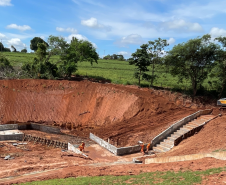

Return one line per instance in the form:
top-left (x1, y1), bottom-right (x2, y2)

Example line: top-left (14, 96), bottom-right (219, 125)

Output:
top-left (210, 36), bottom-right (226, 98)
top-left (21, 48), bottom-right (27, 53)
top-left (47, 35), bottom-right (69, 56)
top-left (11, 45), bottom-right (16, 52)
top-left (30, 37), bottom-right (49, 51)
top-left (129, 44), bottom-right (150, 85)
top-left (147, 38), bottom-right (169, 86)
top-left (165, 34), bottom-right (218, 98)
top-left (0, 42), bottom-right (4, 52)
top-left (59, 37), bottom-right (98, 77)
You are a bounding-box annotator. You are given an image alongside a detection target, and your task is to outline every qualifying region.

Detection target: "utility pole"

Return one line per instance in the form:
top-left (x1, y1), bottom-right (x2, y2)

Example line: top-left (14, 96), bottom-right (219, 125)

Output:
top-left (104, 50), bottom-right (105, 57)
top-left (1, 39), bottom-right (2, 53)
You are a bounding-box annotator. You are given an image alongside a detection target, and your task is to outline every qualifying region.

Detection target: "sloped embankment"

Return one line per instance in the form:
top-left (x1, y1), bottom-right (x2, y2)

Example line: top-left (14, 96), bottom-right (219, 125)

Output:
top-left (0, 79), bottom-right (200, 146)
top-left (0, 79), bottom-right (140, 128)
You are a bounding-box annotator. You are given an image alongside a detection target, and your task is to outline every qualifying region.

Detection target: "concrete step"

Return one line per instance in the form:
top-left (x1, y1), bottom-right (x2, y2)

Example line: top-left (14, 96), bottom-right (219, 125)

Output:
top-left (153, 146), bottom-right (165, 153)
top-left (188, 122), bottom-right (200, 127)
top-left (192, 120), bottom-right (205, 124)
top-left (184, 125), bottom-right (196, 130)
top-left (168, 136), bottom-right (177, 141)
top-left (170, 134), bottom-right (179, 139)
top-left (182, 125), bottom-right (193, 130)
top-left (173, 132), bottom-right (182, 137)
top-left (180, 127), bottom-right (191, 132)
top-left (160, 141), bottom-right (173, 148)
top-left (163, 139), bottom-right (174, 145)
top-left (156, 144), bottom-right (171, 151)
top-left (186, 124), bottom-right (197, 128)
top-left (176, 130), bottom-right (187, 135)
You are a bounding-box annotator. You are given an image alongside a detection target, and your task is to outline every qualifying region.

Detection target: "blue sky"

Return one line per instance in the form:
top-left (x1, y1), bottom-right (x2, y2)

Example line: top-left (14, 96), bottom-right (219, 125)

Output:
top-left (0, 0), bottom-right (226, 58)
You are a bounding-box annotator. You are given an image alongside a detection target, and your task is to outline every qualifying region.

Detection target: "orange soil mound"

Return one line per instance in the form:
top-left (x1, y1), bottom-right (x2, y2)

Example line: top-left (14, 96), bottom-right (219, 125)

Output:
top-left (0, 79), bottom-right (212, 146)
top-left (162, 115), bottom-right (225, 157)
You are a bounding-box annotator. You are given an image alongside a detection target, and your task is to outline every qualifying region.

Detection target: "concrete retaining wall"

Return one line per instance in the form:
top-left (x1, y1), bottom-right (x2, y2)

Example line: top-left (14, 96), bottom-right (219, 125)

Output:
top-left (145, 151), bottom-right (226, 164)
top-left (90, 133), bottom-right (117, 155)
top-left (0, 124), bottom-right (18, 131)
top-left (116, 144), bottom-right (148, 156)
top-left (151, 109), bottom-right (212, 147)
top-left (90, 109), bottom-right (213, 156)
top-left (30, 123), bottom-right (61, 134)
top-left (17, 123), bottom-right (61, 134)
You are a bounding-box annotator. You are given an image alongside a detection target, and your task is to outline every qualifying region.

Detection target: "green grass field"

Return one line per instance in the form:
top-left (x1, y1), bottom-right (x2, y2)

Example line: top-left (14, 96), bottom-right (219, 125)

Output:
top-left (1, 52), bottom-right (214, 92)
top-left (18, 167), bottom-right (225, 185)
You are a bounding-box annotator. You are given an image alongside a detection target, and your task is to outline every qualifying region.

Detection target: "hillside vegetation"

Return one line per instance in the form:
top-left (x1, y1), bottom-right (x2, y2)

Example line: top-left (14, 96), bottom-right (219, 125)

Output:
top-left (1, 52), bottom-right (215, 92)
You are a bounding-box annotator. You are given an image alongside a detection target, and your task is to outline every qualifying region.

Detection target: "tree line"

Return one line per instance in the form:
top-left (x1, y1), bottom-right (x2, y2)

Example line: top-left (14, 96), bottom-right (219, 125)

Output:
top-left (128, 34), bottom-right (226, 98)
top-left (0, 35), bottom-right (98, 80)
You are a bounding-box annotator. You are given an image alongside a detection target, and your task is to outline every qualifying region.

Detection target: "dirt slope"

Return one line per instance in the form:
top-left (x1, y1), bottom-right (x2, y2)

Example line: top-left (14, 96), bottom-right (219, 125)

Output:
top-left (0, 79), bottom-right (207, 146)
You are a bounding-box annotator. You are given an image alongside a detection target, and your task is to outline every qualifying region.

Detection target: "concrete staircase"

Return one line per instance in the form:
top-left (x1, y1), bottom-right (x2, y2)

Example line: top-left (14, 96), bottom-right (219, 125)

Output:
top-left (153, 115), bottom-right (216, 153)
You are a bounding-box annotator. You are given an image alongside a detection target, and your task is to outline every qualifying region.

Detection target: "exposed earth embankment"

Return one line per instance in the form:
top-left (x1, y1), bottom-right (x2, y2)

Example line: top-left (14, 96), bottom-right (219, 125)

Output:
top-left (0, 79), bottom-right (210, 146)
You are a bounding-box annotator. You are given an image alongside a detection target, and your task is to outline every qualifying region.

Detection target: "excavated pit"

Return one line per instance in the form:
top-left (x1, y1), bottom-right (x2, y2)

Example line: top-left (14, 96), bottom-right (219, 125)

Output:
top-left (0, 79), bottom-right (200, 147)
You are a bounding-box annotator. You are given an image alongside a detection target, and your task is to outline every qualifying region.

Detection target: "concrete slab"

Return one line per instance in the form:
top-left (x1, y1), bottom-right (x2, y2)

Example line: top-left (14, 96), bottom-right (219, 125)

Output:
top-left (0, 130), bottom-right (24, 141)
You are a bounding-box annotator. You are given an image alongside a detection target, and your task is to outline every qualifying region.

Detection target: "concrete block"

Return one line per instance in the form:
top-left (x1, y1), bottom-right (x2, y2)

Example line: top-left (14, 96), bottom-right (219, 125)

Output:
top-left (0, 124), bottom-right (18, 131)
top-left (0, 130), bottom-right (24, 141)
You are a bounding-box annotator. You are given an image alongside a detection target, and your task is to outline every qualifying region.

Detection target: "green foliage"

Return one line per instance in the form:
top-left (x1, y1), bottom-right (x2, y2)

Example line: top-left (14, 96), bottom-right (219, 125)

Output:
top-left (148, 38), bottom-right (169, 85)
top-left (0, 42), bottom-right (11, 52)
top-left (19, 167), bottom-right (226, 185)
top-left (11, 45), bottom-right (17, 52)
top-left (36, 43), bottom-right (47, 60)
top-left (0, 54), bottom-right (13, 70)
top-left (129, 44), bottom-right (150, 85)
top-left (60, 37), bottom-right (98, 77)
top-left (22, 43), bottom-right (58, 79)
top-left (103, 54), bottom-right (125, 61)
top-left (3, 48), bottom-right (11, 52)
top-left (210, 36), bottom-right (226, 98)
top-left (21, 48), bottom-right (27, 53)
top-left (47, 35), bottom-right (69, 56)
top-left (30, 37), bottom-right (49, 51)
top-left (165, 34), bottom-right (219, 97)
top-left (0, 42), bottom-right (4, 52)
top-left (58, 60), bottom-right (77, 78)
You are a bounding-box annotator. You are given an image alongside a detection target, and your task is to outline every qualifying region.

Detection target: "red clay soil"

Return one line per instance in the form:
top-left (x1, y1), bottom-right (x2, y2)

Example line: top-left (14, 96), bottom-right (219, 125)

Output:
top-left (160, 115), bottom-right (226, 157)
top-left (1, 157), bottom-right (226, 185)
top-left (0, 79), bottom-right (213, 147)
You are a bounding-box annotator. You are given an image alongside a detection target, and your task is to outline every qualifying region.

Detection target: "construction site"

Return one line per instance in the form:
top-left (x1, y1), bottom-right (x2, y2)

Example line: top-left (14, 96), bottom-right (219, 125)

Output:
top-left (1, 79), bottom-right (226, 184)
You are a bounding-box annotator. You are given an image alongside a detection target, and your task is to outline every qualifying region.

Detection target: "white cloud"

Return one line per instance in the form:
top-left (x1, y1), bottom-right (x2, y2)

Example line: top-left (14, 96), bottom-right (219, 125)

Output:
top-left (40, 36), bottom-right (45, 40)
top-left (66, 34), bottom-right (97, 48)
top-left (172, 1), bottom-right (226, 19)
top-left (6, 24), bottom-right (31, 31)
top-left (56, 27), bottom-right (77, 33)
top-left (210, 27), bottom-right (226, 38)
top-left (66, 34), bottom-right (88, 42)
top-left (115, 34), bottom-right (144, 47)
top-left (167, 38), bottom-right (175, 45)
top-left (0, 33), bottom-right (6, 39)
top-left (0, 0), bottom-right (12, 6)
top-left (81, 17), bottom-right (111, 31)
top-left (160, 20), bottom-right (203, 32)
top-left (6, 38), bottom-right (26, 51)
top-left (117, 51), bottom-right (131, 58)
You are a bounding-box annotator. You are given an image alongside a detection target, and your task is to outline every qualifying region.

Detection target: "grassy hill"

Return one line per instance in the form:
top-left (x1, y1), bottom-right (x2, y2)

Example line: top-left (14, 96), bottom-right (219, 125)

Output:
top-left (1, 52), bottom-right (214, 92)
